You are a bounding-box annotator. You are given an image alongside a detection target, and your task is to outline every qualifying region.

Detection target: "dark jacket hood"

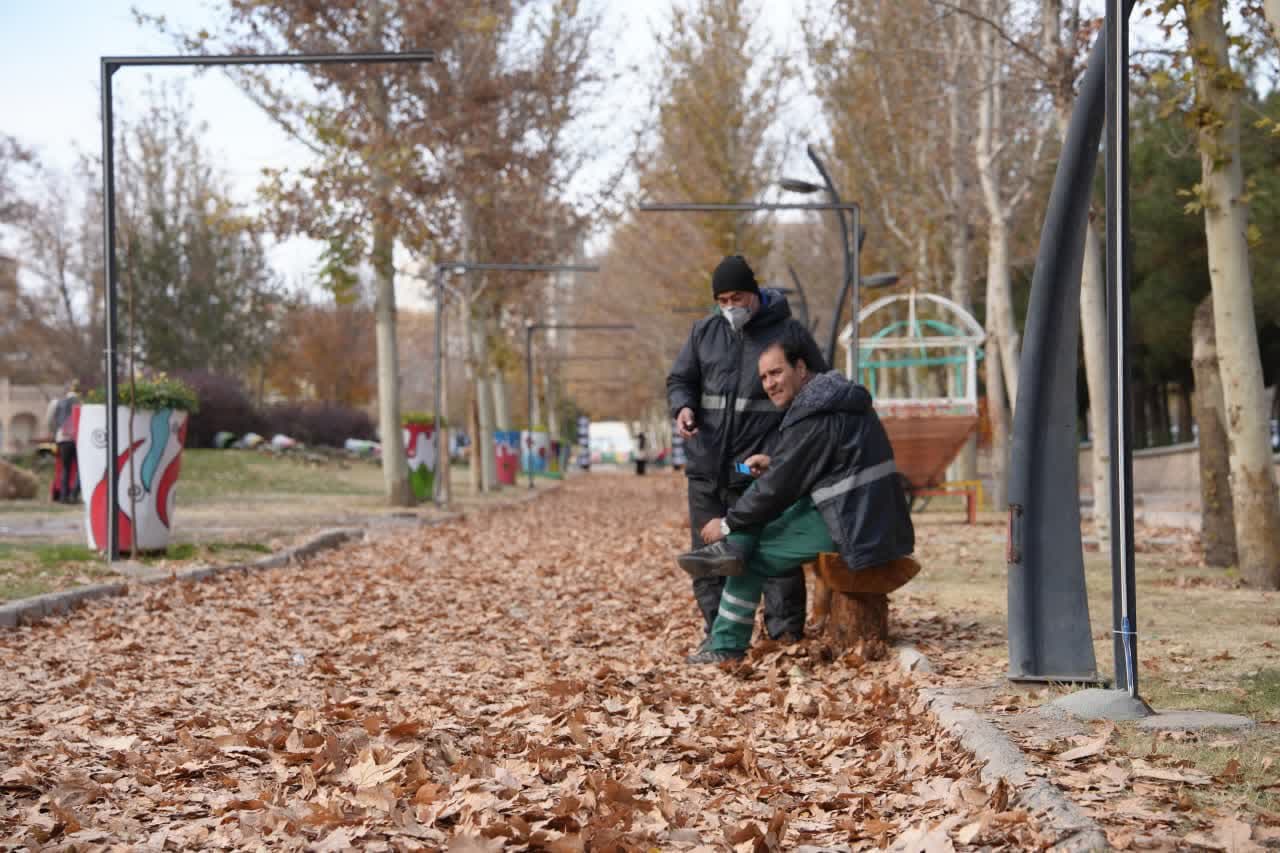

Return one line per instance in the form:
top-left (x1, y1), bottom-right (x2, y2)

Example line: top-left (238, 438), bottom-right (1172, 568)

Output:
top-left (745, 288), bottom-right (792, 326)
top-left (781, 370), bottom-right (872, 430)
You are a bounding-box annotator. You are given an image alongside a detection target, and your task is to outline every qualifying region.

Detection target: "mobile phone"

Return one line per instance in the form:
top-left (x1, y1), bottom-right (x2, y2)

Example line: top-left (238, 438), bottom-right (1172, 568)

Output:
top-left (735, 462), bottom-right (752, 475)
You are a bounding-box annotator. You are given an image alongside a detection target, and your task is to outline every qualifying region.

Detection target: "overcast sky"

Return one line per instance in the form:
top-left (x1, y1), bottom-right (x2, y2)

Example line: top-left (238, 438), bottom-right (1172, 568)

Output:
top-left (3, 1), bottom-right (1191, 306)
top-left (2, 0), bottom-right (760, 305)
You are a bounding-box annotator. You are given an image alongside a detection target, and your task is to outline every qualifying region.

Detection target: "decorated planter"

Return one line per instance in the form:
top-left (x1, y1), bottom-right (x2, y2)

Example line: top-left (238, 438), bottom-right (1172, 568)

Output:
top-left (520, 430), bottom-right (551, 477)
top-left (76, 403), bottom-right (189, 553)
top-left (494, 431), bottom-right (520, 486)
top-left (403, 422), bottom-right (437, 501)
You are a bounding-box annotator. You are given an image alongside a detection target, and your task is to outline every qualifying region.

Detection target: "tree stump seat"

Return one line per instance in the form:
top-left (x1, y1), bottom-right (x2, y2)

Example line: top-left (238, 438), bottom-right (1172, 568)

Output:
top-left (804, 553), bottom-right (920, 658)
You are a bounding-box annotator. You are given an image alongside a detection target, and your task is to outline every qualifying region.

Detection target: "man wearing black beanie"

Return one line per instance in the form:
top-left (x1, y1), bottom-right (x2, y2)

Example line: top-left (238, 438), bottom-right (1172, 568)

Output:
top-left (666, 255), bottom-right (829, 659)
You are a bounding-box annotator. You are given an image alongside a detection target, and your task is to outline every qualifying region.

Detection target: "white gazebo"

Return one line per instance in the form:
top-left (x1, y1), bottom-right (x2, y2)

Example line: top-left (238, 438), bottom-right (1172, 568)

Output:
top-left (839, 291), bottom-right (986, 499)
top-left (839, 290), bottom-right (986, 416)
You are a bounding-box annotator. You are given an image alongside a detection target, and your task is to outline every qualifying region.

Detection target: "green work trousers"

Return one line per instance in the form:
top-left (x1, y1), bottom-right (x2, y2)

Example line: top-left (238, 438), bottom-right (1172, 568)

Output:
top-left (709, 497), bottom-right (835, 653)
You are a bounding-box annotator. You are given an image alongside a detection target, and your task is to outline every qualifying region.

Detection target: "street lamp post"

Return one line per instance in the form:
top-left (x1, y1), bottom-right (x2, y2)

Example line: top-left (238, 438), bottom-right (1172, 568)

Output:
top-left (432, 262), bottom-right (602, 504)
top-left (780, 145), bottom-right (859, 368)
top-left (778, 143), bottom-right (880, 371)
top-left (638, 199), bottom-right (863, 358)
top-left (642, 197), bottom-right (895, 379)
top-left (99, 48), bottom-right (434, 562)
top-left (525, 322), bottom-right (635, 489)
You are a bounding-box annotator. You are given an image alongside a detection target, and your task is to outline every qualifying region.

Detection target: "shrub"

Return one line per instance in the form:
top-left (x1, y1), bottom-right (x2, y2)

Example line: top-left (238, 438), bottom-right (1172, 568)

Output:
top-left (261, 403), bottom-right (376, 448)
top-left (401, 411), bottom-right (448, 428)
top-left (84, 374), bottom-right (199, 413)
top-left (172, 370), bottom-right (265, 448)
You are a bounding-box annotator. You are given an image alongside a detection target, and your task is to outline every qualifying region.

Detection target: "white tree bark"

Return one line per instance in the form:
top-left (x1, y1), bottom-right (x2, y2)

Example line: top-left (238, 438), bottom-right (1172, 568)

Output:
top-left (1186, 0), bottom-right (1280, 588)
top-left (366, 0), bottom-right (411, 506)
top-left (1080, 219), bottom-right (1111, 543)
top-left (972, 4), bottom-right (1024, 409)
top-left (1264, 0), bottom-right (1280, 46)
top-left (472, 316), bottom-right (497, 491)
top-left (986, 328), bottom-right (1010, 511)
top-left (437, 300), bottom-right (451, 505)
top-left (1192, 295), bottom-right (1238, 567)
top-left (492, 366), bottom-right (511, 430)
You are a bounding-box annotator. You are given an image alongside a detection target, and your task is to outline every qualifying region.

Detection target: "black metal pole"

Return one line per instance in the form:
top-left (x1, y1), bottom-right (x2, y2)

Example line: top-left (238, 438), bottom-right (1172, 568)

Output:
top-left (102, 50), bottom-right (434, 68)
top-left (1106, 0), bottom-right (1139, 697)
top-left (101, 60), bottom-right (120, 561)
top-left (433, 266), bottom-right (445, 506)
top-left (99, 49), bottom-right (435, 563)
top-left (849, 205), bottom-right (862, 379)
top-left (639, 202), bottom-right (861, 213)
top-left (805, 146), bottom-right (855, 368)
top-left (526, 323), bottom-right (535, 490)
top-left (785, 265), bottom-right (811, 330)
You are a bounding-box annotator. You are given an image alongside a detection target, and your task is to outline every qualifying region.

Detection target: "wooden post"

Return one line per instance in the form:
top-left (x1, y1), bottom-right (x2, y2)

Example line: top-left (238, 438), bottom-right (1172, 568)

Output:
top-left (805, 553), bottom-right (920, 659)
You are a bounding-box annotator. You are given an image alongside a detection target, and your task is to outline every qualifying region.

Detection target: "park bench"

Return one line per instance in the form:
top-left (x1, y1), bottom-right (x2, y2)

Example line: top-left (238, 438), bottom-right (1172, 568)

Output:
top-left (804, 553), bottom-right (920, 657)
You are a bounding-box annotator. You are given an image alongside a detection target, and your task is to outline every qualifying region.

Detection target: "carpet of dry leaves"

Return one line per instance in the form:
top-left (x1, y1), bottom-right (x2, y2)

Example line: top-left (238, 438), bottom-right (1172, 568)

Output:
top-left (0, 473), bottom-right (1058, 851)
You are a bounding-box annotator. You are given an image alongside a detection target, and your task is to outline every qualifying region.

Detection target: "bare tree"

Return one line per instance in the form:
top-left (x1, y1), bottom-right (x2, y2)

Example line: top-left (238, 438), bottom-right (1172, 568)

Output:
top-left (1191, 295), bottom-right (1238, 567)
top-left (1181, 0), bottom-right (1280, 588)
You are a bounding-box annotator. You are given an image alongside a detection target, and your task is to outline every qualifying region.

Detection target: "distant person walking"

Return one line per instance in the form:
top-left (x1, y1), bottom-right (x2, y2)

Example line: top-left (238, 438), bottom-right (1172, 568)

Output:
top-left (666, 255), bottom-right (829, 651)
top-left (634, 432), bottom-right (648, 476)
top-left (46, 380), bottom-right (80, 503)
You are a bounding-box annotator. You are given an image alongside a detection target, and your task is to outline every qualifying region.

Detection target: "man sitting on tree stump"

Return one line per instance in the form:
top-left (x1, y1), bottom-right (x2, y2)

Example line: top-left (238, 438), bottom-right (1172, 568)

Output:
top-left (676, 327), bottom-right (915, 664)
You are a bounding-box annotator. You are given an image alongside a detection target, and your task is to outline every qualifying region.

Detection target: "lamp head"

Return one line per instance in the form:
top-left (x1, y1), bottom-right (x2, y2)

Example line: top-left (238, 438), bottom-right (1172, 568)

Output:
top-left (862, 272), bottom-right (900, 289)
top-left (779, 177), bottom-right (823, 194)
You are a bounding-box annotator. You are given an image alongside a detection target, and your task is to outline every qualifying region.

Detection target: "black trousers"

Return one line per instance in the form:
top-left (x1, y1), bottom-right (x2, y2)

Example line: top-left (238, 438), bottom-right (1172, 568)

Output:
top-left (56, 441), bottom-right (77, 501)
top-left (686, 475), bottom-right (807, 639)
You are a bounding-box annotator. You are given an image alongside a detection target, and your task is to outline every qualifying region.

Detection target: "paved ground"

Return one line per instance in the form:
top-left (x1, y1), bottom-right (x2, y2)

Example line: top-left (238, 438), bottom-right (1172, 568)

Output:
top-left (0, 473), bottom-right (1053, 851)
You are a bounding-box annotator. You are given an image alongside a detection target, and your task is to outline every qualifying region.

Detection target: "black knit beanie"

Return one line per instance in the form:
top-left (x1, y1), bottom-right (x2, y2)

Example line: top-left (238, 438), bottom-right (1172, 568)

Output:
top-left (711, 255), bottom-right (760, 297)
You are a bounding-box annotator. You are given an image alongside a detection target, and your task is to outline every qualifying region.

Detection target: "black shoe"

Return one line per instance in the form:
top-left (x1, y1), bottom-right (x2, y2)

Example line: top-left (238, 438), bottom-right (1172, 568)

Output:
top-left (686, 648), bottom-right (745, 665)
top-left (676, 540), bottom-right (746, 579)
top-left (772, 631), bottom-right (802, 645)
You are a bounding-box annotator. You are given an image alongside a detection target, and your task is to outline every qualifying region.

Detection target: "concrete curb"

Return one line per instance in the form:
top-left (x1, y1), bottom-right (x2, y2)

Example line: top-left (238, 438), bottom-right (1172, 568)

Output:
top-left (0, 527), bottom-right (365, 629)
top-left (0, 481), bottom-right (565, 630)
top-left (898, 646), bottom-right (1110, 852)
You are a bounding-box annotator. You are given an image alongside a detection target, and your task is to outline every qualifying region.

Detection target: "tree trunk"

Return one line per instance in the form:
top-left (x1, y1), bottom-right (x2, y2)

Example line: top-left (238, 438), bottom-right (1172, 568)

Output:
top-left (366, 1), bottom-right (411, 507)
top-left (1187, 0), bottom-right (1280, 588)
top-left (1174, 382), bottom-right (1193, 444)
top-left (545, 372), bottom-right (559, 441)
top-left (1133, 383), bottom-right (1149, 451)
top-left (472, 317), bottom-right (497, 491)
top-left (1265, 0), bottom-right (1280, 46)
top-left (438, 301), bottom-right (452, 505)
top-left (1080, 219), bottom-right (1111, 543)
top-left (1192, 295), bottom-right (1238, 567)
top-left (986, 329), bottom-right (1010, 510)
top-left (492, 366), bottom-right (511, 430)
top-left (974, 14), bottom-right (1022, 411)
top-left (372, 226), bottom-right (412, 506)
top-left (461, 288), bottom-right (482, 497)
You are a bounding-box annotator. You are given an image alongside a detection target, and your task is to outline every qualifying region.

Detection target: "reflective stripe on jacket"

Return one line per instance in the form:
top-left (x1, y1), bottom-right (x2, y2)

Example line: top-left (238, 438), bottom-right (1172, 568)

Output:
top-left (723, 371), bottom-right (914, 572)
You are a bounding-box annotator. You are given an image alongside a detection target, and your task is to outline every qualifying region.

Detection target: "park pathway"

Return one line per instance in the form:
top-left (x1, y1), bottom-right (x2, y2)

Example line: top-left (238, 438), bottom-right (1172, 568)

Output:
top-left (0, 473), bottom-right (1043, 850)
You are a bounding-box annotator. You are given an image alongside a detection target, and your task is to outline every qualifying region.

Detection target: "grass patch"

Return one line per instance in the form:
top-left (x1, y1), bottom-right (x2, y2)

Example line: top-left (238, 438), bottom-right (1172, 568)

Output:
top-left (0, 539), bottom-right (278, 602)
top-left (0, 543), bottom-right (118, 602)
top-left (1112, 722), bottom-right (1280, 818)
top-left (907, 515), bottom-right (1280, 825)
top-left (177, 449), bottom-right (385, 503)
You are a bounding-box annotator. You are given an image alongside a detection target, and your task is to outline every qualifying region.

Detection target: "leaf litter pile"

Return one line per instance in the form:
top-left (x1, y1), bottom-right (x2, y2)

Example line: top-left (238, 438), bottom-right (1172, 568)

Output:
top-left (0, 474), bottom-right (1050, 851)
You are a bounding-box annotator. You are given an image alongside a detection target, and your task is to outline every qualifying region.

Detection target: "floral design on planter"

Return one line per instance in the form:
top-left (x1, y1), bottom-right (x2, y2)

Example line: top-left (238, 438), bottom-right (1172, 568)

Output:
top-left (77, 404), bottom-right (188, 553)
top-left (403, 423), bottom-right (436, 501)
top-left (494, 431), bottom-right (520, 486)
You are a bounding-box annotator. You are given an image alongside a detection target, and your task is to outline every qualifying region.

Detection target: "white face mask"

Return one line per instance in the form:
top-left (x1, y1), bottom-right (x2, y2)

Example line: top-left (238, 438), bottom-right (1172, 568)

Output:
top-left (721, 305), bottom-right (751, 332)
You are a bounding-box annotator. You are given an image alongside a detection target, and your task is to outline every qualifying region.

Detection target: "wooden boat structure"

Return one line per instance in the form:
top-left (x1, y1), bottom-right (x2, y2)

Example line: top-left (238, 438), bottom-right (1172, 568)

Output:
top-left (839, 291), bottom-right (986, 494)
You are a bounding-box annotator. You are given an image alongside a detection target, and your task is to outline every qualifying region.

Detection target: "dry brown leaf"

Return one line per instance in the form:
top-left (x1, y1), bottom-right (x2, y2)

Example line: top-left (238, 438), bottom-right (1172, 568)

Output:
top-left (1056, 726), bottom-right (1113, 763)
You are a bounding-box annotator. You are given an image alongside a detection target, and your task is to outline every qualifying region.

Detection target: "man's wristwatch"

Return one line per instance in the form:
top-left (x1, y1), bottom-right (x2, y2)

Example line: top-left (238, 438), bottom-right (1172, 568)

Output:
top-left (719, 519), bottom-right (731, 538)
